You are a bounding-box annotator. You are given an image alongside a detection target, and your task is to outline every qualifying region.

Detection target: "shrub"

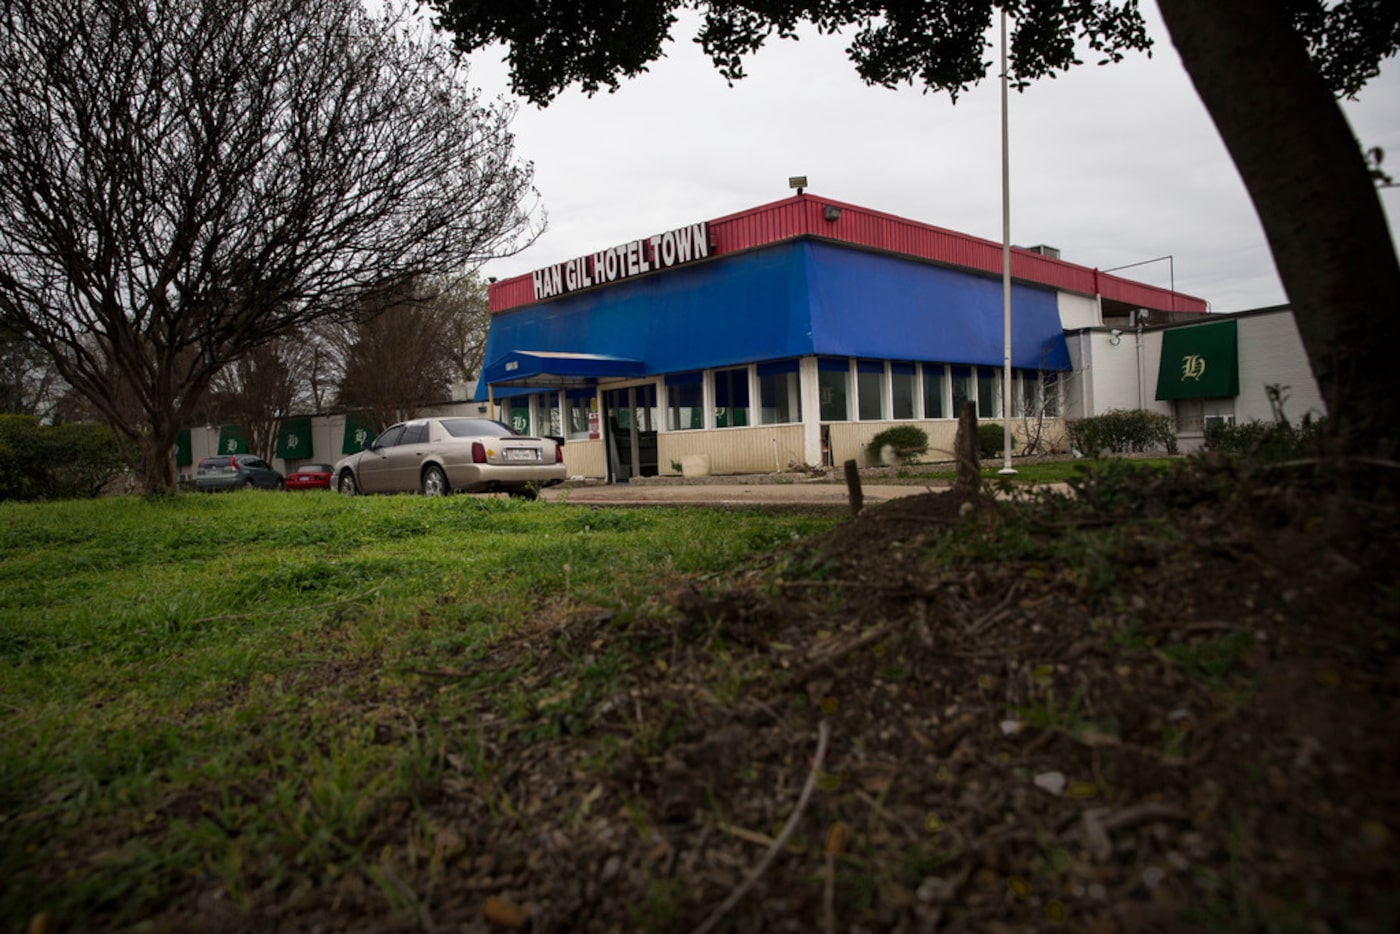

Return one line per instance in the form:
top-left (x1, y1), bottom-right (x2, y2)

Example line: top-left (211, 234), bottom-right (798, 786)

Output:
top-left (867, 425), bottom-right (928, 463)
top-left (40, 423), bottom-right (127, 498)
top-left (1204, 417), bottom-right (1326, 463)
top-left (977, 423), bottom-right (1014, 460)
top-left (0, 414), bottom-right (43, 501)
top-left (1067, 409), bottom-right (1176, 458)
top-left (0, 416), bottom-right (125, 501)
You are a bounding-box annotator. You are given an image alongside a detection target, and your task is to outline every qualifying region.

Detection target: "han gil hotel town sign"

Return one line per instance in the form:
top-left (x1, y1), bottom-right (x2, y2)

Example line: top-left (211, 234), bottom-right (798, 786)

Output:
top-left (530, 222), bottom-right (711, 301)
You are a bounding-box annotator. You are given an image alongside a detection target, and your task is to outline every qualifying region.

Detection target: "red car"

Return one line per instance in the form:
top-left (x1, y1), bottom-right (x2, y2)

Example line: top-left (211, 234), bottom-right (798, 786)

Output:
top-left (284, 462), bottom-right (334, 491)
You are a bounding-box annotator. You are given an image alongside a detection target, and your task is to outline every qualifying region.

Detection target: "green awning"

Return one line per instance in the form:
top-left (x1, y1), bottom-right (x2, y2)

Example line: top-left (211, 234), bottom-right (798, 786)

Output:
top-left (341, 413), bottom-right (379, 455)
top-left (1155, 320), bottom-right (1239, 401)
top-left (175, 428), bottom-right (192, 467)
top-left (276, 416), bottom-right (313, 460)
top-left (217, 424), bottom-right (249, 455)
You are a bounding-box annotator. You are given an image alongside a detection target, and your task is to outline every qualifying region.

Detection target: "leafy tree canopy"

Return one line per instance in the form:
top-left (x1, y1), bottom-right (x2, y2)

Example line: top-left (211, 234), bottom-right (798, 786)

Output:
top-left (432, 0), bottom-right (1397, 105)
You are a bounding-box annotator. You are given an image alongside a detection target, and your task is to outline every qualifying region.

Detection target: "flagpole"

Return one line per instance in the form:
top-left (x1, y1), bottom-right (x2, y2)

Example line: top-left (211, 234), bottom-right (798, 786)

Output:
top-left (999, 6), bottom-right (1016, 475)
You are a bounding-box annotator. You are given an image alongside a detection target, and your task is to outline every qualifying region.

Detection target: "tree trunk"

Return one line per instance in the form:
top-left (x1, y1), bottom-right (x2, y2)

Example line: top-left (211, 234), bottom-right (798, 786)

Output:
top-left (136, 426), bottom-right (180, 496)
top-left (1157, 0), bottom-right (1400, 457)
top-left (954, 401), bottom-right (981, 494)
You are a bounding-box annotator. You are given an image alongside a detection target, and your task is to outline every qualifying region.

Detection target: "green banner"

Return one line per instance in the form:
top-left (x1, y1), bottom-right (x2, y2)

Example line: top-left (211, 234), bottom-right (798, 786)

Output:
top-left (175, 428), bottom-right (192, 467)
top-left (276, 416), bottom-right (313, 460)
top-left (216, 424), bottom-right (248, 455)
top-left (1155, 320), bottom-right (1239, 401)
top-left (341, 413), bottom-right (379, 455)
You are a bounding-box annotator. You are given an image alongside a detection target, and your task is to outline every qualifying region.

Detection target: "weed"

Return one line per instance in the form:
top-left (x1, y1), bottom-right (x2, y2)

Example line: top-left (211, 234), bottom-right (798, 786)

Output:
top-left (628, 874), bottom-right (687, 933)
top-left (1162, 631), bottom-right (1255, 687)
top-left (1013, 686), bottom-right (1119, 743)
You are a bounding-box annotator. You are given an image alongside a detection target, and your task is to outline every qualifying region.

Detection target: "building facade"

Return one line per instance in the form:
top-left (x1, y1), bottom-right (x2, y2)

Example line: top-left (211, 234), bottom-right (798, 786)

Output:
top-left (475, 193), bottom-right (1208, 480)
top-left (174, 198), bottom-right (1324, 483)
top-left (1068, 305), bottom-right (1325, 453)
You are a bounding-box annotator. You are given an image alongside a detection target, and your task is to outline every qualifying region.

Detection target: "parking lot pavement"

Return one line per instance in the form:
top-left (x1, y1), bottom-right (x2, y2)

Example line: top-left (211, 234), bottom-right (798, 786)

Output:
top-left (539, 479), bottom-right (943, 507)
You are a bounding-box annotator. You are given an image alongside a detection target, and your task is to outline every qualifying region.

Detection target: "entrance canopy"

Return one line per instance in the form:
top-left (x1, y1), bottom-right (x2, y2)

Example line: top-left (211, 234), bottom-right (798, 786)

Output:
top-left (481, 350), bottom-right (646, 390)
top-left (1155, 320), bottom-right (1239, 400)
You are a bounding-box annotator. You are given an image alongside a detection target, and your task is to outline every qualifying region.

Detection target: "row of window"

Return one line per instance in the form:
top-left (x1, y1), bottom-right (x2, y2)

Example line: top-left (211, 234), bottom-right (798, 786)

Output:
top-left (504, 358), bottom-right (1061, 439)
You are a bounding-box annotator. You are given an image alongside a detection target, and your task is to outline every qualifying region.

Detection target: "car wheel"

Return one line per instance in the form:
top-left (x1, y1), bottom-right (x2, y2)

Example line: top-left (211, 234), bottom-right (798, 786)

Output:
top-left (242, 478), bottom-right (254, 489)
top-left (421, 465), bottom-right (449, 497)
top-left (337, 470), bottom-right (359, 495)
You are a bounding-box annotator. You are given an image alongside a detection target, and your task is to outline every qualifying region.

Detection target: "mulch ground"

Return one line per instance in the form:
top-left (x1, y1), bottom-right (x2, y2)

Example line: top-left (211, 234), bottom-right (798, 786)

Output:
top-left (205, 459), bottom-right (1400, 932)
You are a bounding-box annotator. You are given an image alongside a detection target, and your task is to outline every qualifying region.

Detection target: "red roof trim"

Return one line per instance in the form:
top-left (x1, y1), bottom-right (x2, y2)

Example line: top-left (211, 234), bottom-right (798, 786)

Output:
top-left (488, 193), bottom-right (1207, 315)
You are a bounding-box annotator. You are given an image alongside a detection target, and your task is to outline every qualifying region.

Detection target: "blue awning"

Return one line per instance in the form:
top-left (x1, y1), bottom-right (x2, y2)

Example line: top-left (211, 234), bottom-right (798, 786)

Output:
top-left (474, 239), bottom-right (1072, 403)
top-left (480, 350), bottom-right (646, 392)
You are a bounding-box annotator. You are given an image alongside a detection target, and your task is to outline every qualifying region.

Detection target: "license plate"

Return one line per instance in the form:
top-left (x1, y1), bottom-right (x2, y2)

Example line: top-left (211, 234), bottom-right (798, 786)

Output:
top-left (504, 448), bottom-right (537, 462)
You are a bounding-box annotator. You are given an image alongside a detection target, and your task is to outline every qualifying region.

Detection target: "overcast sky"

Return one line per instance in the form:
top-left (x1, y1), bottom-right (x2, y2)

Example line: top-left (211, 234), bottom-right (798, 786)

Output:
top-left (463, 4), bottom-right (1399, 314)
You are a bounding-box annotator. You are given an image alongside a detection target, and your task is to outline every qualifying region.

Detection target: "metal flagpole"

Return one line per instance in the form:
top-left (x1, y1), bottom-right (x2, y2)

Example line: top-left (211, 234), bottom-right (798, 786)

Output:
top-left (999, 6), bottom-right (1016, 476)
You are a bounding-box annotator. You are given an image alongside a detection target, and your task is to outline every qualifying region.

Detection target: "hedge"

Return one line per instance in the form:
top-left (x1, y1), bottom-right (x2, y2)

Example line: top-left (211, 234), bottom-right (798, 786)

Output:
top-left (0, 415), bottom-right (126, 501)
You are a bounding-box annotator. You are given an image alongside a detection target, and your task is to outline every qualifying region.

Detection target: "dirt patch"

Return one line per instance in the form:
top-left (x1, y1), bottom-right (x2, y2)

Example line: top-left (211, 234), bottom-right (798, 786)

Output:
top-left (197, 461), bottom-right (1400, 931)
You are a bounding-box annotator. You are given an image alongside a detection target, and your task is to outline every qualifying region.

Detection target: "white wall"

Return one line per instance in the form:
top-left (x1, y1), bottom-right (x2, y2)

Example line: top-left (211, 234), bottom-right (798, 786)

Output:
top-left (1070, 329), bottom-right (1173, 418)
top-left (1067, 308), bottom-right (1325, 454)
top-left (1235, 311), bottom-right (1325, 424)
top-left (1057, 292), bottom-right (1101, 331)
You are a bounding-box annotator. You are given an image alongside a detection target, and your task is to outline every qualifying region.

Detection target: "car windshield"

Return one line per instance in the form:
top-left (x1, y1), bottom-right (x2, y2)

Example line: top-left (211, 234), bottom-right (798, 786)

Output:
top-left (299, 464), bottom-right (332, 473)
top-left (439, 418), bottom-right (518, 439)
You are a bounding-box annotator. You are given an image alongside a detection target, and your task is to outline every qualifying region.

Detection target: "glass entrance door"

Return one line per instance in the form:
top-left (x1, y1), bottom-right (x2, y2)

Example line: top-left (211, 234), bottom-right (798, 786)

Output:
top-left (604, 385), bottom-right (659, 482)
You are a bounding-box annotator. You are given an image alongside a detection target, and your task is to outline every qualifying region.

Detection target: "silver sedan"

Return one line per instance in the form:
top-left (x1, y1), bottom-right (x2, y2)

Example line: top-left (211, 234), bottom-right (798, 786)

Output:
top-left (333, 417), bottom-right (566, 498)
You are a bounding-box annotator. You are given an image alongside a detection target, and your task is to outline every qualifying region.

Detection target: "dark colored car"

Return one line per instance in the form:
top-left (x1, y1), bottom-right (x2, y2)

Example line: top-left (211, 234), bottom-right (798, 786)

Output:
top-left (194, 454), bottom-right (284, 492)
top-left (285, 462), bottom-right (334, 491)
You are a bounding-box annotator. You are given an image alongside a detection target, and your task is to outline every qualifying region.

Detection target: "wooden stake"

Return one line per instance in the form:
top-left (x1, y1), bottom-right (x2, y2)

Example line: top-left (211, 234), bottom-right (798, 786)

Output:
top-left (843, 459), bottom-right (863, 516)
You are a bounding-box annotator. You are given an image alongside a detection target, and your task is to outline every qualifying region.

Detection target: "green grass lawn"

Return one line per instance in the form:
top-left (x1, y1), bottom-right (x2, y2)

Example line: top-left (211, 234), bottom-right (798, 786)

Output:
top-left (0, 491), bottom-right (835, 927)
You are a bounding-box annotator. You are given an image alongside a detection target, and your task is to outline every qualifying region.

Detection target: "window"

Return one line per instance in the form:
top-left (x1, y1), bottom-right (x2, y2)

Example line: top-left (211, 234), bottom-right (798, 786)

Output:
top-left (374, 425), bottom-right (406, 448)
top-left (1041, 372), bottom-right (1061, 417)
top-left (566, 389), bottom-right (594, 440)
top-left (818, 357), bottom-right (849, 421)
top-left (857, 360), bottom-right (884, 420)
top-left (507, 398), bottom-right (531, 434)
top-left (977, 368), bottom-right (997, 419)
top-left (950, 367), bottom-right (972, 418)
top-left (758, 360), bottom-right (801, 425)
top-left (540, 392), bottom-right (562, 437)
top-left (1016, 370), bottom-right (1058, 419)
top-left (666, 372), bottom-right (704, 430)
top-left (923, 364), bottom-right (945, 419)
top-left (442, 418), bottom-right (513, 438)
top-left (633, 383), bottom-right (658, 431)
top-left (891, 363), bottom-right (915, 419)
top-left (714, 367), bottom-right (750, 428)
top-left (1174, 398), bottom-right (1204, 435)
top-left (401, 422), bottom-right (428, 445)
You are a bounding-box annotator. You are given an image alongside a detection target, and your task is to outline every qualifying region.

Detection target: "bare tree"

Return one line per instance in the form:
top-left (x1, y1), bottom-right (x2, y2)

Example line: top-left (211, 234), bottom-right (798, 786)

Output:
top-left (0, 0), bottom-right (540, 493)
top-left (333, 276), bottom-right (491, 429)
top-left (0, 323), bottom-right (60, 419)
top-left (427, 273), bottom-right (494, 382)
top-left (206, 333), bottom-right (317, 461)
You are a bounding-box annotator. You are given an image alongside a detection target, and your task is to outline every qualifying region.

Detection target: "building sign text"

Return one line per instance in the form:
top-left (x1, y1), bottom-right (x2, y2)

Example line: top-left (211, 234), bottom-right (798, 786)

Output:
top-left (531, 222), bottom-right (711, 301)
